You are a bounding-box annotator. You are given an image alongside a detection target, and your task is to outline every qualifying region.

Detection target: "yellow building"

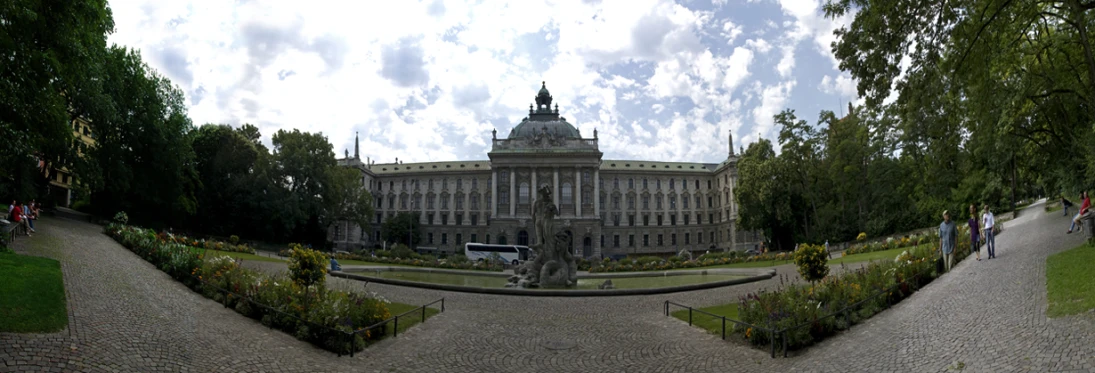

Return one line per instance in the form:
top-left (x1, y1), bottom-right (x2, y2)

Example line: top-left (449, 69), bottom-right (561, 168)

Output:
top-left (46, 117), bottom-right (96, 207)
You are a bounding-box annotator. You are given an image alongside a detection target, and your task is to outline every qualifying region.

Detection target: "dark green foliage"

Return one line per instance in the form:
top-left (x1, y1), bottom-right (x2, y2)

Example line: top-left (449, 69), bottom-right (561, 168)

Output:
top-left (381, 212), bottom-right (422, 247)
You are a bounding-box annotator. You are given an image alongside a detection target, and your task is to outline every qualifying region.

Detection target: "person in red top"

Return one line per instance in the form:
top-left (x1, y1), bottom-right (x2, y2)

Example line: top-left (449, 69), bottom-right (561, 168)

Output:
top-left (1068, 191), bottom-right (1091, 234)
top-left (9, 200), bottom-right (31, 236)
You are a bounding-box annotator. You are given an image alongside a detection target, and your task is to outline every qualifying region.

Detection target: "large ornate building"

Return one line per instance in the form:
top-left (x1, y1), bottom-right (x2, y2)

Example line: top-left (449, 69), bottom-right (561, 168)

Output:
top-left (330, 82), bottom-right (761, 258)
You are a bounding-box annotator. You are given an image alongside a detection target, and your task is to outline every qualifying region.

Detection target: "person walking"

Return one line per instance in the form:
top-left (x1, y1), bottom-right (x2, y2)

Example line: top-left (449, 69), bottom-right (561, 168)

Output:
top-left (968, 204), bottom-right (981, 261)
top-left (1062, 195), bottom-right (1073, 217)
top-left (982, 205), bottom-right (996, 259)
top-left (940, 210), bottom-right (957, 271)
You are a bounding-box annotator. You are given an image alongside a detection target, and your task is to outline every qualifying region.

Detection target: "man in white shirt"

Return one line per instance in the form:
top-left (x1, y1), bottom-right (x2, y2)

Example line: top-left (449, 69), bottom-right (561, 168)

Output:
top-left (981, 205), bottom-right (996, 259)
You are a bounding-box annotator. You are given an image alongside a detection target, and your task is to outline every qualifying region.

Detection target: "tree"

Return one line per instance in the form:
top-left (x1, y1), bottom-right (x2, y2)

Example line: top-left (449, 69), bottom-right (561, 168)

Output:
top-left (381, 212), bottom-right (422, 248)
top-left (734, 139), bottom-right (795, 251)
top-left (323, 166), bottom-right (374, 237)
top-left (189, 124), bottom-right (264, 236)
top-left (0, 0), bottom-right (114, 202)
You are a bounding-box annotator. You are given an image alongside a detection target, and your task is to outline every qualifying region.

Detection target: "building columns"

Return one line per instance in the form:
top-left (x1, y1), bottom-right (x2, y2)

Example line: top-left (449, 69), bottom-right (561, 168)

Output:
top-left (575, 167), bottom-right (582, 217)
top-left (531, 168), bottom-right (537, 201)
top-left (553, 168), bottom-right (560, 210)
top-left (509, 167), bottom-right (516, 217)
top-left (491, 170), bottom-right (498, 217)
top-left (593, 169), bottom-right (600, 216)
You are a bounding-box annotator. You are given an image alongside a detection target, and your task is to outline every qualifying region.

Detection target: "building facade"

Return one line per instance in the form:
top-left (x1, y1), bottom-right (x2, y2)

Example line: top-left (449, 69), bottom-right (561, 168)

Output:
top-left (330, 83), bottom-right (761, 257)
top-left (42, 117), bottom-right (96, 207)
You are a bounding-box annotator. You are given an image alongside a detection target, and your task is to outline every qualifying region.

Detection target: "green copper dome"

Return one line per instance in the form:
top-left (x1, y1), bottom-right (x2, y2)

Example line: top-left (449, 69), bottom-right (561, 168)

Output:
top-left (506, 82), bottom-right (581, 140)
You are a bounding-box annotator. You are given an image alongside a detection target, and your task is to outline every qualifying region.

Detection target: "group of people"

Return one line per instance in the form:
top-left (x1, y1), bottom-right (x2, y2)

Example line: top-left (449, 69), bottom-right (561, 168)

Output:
top-left (1063, 191), bottom-right (1091, 234)
top-left (7, 199), bottom-right (40, 237)
top-left (938, 204), bottom-right (997, 272)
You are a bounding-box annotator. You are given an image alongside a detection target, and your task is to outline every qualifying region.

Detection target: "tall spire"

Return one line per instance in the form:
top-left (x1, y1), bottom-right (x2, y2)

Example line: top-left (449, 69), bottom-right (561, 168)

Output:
top-left (354, 131), bottom-right (360, 160)
top-left (728, 129), bottom-right (735, 157)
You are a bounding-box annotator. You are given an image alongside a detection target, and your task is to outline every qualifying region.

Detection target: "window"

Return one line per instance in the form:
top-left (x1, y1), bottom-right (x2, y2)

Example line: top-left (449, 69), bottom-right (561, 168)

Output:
top-left (708, 180), bottom-right (712, 189)
top-left (442, 195), bottom-right (450, 209)
top-left (669, 195), bottom-right (676, 209)
top-left (428, 179), bottom-right (433, 190)
top-left (656, 180), bottom-right (661, 189)
top-left (402, 180), bottom-right (406, 189)
top-left (657, 234), bottom-right (664, 246)
top-left (486, 234), bottom-right (490, 244)
top-left (519, 182), bottom-right (530, 204)
top-left (627, 195), bottom-right (635, 209)
top-left (670, 214), bottom-right (676, 226)
top-left (582, 190), bottom-right (591, 205)
top-left (470, 194), bottom-right (479, 209)
top-left (400, 195), bottom-right (408, 209)
top-left (499, 171), bottom-right (507, 182)
top-left (518, 231), bottom-right (529, 245)
top-left (456, 213), bottom-right (463, 226)
top-left (428, 213), bottom-right (434, 225)
top-left (613, 234), bottom-right (620, 248)
top-left (457, 178), bottom-right (463, 190)
top-left (695, 196), bottom-right (701, 209)
top-left (601, 235), bottom-right (605, 248)
top-left (656, 197), bottom-right (663, 210)
top-left (695, 180), bottom-right (699, 190)
top-left (628, 234), bottom-right (635, 247)
top-left (628, 214), bottom-right (635, 226)
top-left (428, 232), bottom-right (434, 244)
top-left (561, 183), bottom-right (573, 204)
top-left (684, 214), bottom-right (690, 225)
top-left (427, 195), bottom-right (435, 209)
top-left (657, 215), bottom-right (663, 226)
top-left (612, 213), bottom-right (620, 226)
top-left (643, 215), bottom-right (650, 226)
top-left (643, 234), bottom-right (650, 247)
top-left (628, 178), bottom-right (634, 189)
top-left (710, 231), bottom-right (715, 243)
top-left (612, 196), bottom-right (620, 209)
top-left (599, 177), bottom-right (604, 191)
top-left (697, 213), bottom-right (702, 224)
top-left (471, 179), bottom-right (477, 189)
top-left (684, 233), bottom-right (690, 244)
top-left (471, 233), bottom-right (478, 243)
top-left (600, 194), bottom-right (606, 210)
top-left (376, 213), bottom-right (382, 224)
top-left (441, 233), bottom-right (448, 244)
top-left (708, 197), bottom-right (713, 208)
top-left (682, 197), bottom-right (689, 209)
top-left (614, 177), bottom-right (619, 189)
top-left (441, 214), bottom-right (448, 225)
top-left (471, 213), bottom-right (478, 226)
top-left (378, 182), bottom-right (383, 192)
top-left (698, 232), bottom-right (703, 244)
top-left (389, 196), bottom-right (395, 209)
top-left (376, 197), bottom-right (382, 209)
top-left (498, 235), bottom-right (507, 245)
top-left (442, 179), bottom-right (447, 190)
top-left (669, 178), bottom-right (675, 189)
top-left (671, 234), bottom-right (677, 245)
top-left (414, 180), bottom-right (419, 189)
top-left (500, 191), bottom-right (509, 204)
top-left (643, 178), bottom-right (648, 189)
top-left (583, 171), bottom-right (591, 184)
top-left (456, 233), bottom-right (462, 246)
top-left (642, 196), bottom-right (650, 210)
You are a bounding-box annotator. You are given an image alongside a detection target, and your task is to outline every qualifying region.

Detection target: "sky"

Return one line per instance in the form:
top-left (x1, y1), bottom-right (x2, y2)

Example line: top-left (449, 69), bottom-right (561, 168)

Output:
top-left (107, 0), bottom-right (861, 164)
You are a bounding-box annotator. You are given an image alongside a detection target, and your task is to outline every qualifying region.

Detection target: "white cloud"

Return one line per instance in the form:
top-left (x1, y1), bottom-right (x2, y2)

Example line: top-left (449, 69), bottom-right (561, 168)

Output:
top-left (750, 80), bottom-right (797, 148)
top-left (104, 0), bottom-right (855, 163)
top-left (819, 74), bottom-right (857, 98)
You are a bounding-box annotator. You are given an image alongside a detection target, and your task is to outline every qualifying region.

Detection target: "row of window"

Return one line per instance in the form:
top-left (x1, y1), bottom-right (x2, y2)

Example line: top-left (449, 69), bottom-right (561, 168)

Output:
top-left (376, 212), bottom-right (481, 226)
top-left (600, 212), bottom-right (731, 226)
top-left (378, 178), bottom-right (484, 192)
top-left (379, 193), bottom-right (482, 210)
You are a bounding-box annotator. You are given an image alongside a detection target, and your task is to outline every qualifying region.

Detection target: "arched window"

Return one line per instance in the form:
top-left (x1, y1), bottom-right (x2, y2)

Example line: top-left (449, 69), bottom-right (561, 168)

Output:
top-left (613, 177), bottom-right (619, 189)
top-left (519, 182), bottom-right (530, 204)
top-left (517, 230), bottom-right (529, 246)
top-left (628, 178), bottom-right (634, 189)
top-left (562, 183), bottom-right (573, 204)
top-left (669, 178), bottom-right (675, 189)
top-left (499, 235), bottom-right (507, 245)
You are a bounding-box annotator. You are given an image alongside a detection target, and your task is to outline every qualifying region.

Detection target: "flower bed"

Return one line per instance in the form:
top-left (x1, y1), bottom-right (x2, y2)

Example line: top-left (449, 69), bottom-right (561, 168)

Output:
top-left (587, 252), bottom-right (794, 273)
top-left (154, 230), bottom-right (256, 254)
top-left (312, 250), bottom-right (504, 272)
top-left (735, 225), bottom-right (974, 351)
top-left (106, 223), bottom-right (392, 354)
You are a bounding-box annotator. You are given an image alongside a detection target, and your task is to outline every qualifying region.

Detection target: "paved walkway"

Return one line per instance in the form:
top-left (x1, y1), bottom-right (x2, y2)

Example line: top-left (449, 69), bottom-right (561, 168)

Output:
top-left (2, 200), bottom-right (1093, 372)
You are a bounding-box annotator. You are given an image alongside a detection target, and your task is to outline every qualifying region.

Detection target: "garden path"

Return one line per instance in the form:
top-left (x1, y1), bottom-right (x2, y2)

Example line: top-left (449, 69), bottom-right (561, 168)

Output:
top-left (3, 200), bottom-right (1092, 372)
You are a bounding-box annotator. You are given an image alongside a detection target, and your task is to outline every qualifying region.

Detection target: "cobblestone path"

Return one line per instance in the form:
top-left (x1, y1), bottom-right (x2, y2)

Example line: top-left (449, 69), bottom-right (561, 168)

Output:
top-left (2, 200), bottom-right (1092, 372)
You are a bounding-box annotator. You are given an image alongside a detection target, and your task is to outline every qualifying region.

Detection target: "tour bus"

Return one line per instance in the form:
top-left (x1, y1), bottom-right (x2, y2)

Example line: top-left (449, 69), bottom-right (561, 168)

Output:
top-left (464, 243), bottom-right (532, 265)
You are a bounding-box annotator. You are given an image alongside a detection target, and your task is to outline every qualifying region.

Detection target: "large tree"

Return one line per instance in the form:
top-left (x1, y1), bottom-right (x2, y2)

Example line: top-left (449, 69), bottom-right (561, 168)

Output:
top-left (380, 212), bottom-right (422, 248)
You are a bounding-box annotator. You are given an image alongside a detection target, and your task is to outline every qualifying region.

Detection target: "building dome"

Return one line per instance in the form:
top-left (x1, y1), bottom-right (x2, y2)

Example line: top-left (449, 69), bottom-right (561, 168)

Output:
top-left (507, 81), bottom-right (581, 140)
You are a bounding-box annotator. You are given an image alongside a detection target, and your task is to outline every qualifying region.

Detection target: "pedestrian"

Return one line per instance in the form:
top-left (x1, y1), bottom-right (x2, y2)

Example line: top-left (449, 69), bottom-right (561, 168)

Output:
top-left (968, 204), bottom-right (981, 261)
top-left (982, 204), bottom-right (996, 259)
top-left (1062, 195), bottom-right (1073, 217)
top-left (940, 210), bottom-right (957, 271)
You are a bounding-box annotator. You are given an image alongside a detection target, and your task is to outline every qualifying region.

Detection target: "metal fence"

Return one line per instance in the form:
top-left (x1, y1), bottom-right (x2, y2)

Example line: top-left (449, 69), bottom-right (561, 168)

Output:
top-left (345, 298), bottom-right (446, 357)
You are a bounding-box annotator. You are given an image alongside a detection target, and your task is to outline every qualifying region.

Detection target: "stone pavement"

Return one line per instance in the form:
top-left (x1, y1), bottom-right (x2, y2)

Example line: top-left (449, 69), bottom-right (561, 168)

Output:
top-left (3, 201), bottom-right (1093, 372)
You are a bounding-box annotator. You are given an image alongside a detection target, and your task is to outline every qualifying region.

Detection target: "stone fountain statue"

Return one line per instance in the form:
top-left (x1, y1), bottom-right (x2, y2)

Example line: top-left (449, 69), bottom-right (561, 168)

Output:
top-left (507, 185), bottom-right (578, 288)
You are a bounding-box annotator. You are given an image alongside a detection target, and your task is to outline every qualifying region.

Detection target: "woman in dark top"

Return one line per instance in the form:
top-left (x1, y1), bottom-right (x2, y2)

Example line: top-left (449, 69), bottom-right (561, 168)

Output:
top-left (968, 204), bottom-right (981, 261)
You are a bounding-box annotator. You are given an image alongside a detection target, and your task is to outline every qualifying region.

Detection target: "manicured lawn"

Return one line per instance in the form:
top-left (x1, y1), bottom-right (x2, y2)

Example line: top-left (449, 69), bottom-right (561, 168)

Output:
top-left (384, 303), bottom-right (441, 336)
top-left (1046, 243), bottom-right (1095, 317)
top-left (1045, 204), bottom-right (1063, 214)
top-left (670, 304), bottom-right (740, 336)
top-left (0, 253), bottom-right (68, 332)
top-left (670, 245), bottom-right (925, 271)
top-left (338, 258), bottom-right (416, 267)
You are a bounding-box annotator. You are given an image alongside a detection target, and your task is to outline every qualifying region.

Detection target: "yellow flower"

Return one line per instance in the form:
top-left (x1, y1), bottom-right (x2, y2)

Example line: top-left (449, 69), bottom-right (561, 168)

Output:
top-left (745, 328), bottom-right (753, 338)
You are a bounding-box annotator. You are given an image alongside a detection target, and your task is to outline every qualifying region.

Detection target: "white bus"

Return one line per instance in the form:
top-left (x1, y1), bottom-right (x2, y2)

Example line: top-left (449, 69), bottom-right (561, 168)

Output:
top-left (464, 243), bottom-right (532, 265)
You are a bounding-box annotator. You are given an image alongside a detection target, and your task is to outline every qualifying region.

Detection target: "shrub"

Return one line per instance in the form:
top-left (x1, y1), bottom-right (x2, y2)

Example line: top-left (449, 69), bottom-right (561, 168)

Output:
top-left (113, 211), bottom-right (129, 225)
top-left (390, 244), bottom-right (414, 259)
top-left (793, 243), bottom-right (829, 283)
top-left (288, 244), bottom-right (329, 288)
top-left (229, 235), bottom-right (240, 244)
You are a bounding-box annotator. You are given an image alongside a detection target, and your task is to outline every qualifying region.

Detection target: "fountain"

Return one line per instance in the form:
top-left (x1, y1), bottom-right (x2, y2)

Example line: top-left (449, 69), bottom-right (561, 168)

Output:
top-left (507, 186), bottom-right (578, 288)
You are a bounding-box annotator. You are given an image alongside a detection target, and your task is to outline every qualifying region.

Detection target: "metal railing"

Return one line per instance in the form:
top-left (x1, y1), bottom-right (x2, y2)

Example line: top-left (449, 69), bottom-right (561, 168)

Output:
top-left (345, 298), bottom-right (445, 357)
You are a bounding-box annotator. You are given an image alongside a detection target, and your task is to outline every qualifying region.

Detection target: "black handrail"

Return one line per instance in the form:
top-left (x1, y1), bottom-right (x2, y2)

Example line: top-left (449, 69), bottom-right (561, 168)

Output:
top-left (345, 298), bottom-right (445, 357)
top-left (664, 300), bottom-right (780, 357)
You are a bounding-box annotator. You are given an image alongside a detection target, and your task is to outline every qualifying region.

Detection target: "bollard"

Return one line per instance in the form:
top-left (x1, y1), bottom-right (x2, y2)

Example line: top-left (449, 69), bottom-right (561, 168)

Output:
top-left (721, 318), bottom-right (726, 340)
top-left (421, 305), bottom-right (426, 322)
top-left (688, 307), bottom-right (693, 326)
top-left (393, 317), bottom-right (399, 337)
